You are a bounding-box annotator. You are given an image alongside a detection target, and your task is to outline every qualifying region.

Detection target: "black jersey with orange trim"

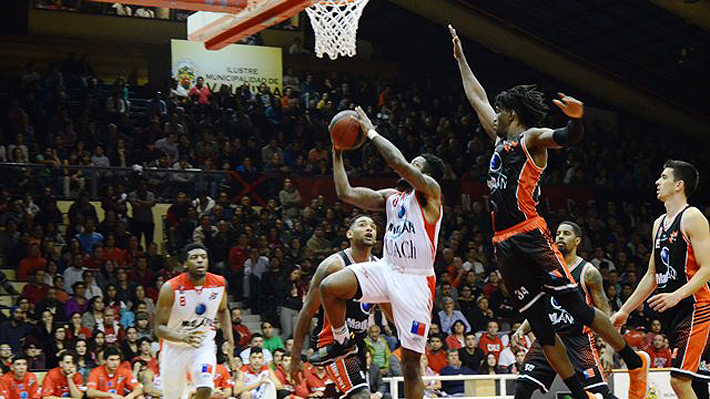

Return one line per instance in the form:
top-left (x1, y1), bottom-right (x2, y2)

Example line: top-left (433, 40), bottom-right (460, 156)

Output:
top-left (316, 250), bottom-right (377, 348)
top-left (545, 258), bottom-right (593, 337)
top-left (488, 134), bottom-right (544, 232)
top-left (654, 206), bottom-right (710, 307)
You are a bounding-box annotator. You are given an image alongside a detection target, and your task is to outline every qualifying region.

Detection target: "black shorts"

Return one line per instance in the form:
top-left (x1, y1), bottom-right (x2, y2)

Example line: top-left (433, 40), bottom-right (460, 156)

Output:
top-left (323, 339), bottom-right (368, 398)
top-left (662, 303), bottom-right (710, 380)
top-left (518, 334), bottom-right (607, 393)
top-left (493, 217), bottom-right (578, 312)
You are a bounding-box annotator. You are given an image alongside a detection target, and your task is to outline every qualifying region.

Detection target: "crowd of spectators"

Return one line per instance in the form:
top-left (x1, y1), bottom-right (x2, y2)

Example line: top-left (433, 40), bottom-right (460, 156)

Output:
top-left (1, 51), bottom-right (709, 397)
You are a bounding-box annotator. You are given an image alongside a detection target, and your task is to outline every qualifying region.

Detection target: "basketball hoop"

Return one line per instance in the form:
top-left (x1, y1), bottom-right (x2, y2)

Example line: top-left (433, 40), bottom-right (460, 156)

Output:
top-left (305, 0), bottom-right (369, 60)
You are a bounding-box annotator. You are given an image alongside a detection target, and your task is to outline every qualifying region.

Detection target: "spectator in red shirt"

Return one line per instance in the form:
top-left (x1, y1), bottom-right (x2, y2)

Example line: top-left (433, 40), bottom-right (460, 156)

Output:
top-left (0, 356), bottom-right (41, 399)
top-left (102, 234), bottom-right (126, 267)
top-left (21, 269), bottom-right (49, 304)
top-left (86, 346), bottom-right (141, 398)
top-left (18, 243), bottom-right (46, 281)
top-left (274, 352), bottom-right (309, 399)
top-left (188, 77), bottom-right (211, 105)
top-left (304, 363), bottom-right (337, 398)
top-left (482, 271), bottom-right (500, 298)
top-left (478, 321), bottom-right (503, 361)
top-left (425, 335), bottom-right (448, 373)
top-left (232, 307), bottom-right (253, 349)
top-left (100, 307), bottom-right (125, 344)
top-left (133, 337), bottom-right (158, 374)
top-left (41, 350), bottom-right (84, 398)
top-left (646, 334), bottom-right (672, 368)
top-left (82, 244), bottom-right (105, 271)
top-left (211, 363), bottom-right (235, 398)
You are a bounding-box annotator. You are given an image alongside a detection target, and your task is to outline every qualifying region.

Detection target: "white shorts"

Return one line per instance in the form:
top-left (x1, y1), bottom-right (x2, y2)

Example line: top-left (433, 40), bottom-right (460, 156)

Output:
top-left (160, 342), bottom-right (216, 399)
top-left (348, 259), bottom-right (435, 353)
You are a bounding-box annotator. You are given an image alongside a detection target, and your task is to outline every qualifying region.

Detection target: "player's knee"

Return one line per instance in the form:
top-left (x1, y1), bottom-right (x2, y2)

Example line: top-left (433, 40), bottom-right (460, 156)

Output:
top-left (349, 388), bottom-right (371, 399)
top-left (513, 380), bottom-right (537, 399)
top-left (670, 374), bottom-right (692, 393)
top-left (555, 291), bottom-right (596, 326)
top-left (523, 303), bottom-right (555, 347)
top-left (194, 387), bottom-right (212, 399)
top-left (401, 350), bottom-right (421, 379)
top-left (320, 273), bottom-right (338, 298)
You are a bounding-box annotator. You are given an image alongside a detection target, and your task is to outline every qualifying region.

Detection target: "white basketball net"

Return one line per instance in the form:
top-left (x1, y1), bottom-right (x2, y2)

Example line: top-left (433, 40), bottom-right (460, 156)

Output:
top-left (305, 0), bottom-right (369, 60)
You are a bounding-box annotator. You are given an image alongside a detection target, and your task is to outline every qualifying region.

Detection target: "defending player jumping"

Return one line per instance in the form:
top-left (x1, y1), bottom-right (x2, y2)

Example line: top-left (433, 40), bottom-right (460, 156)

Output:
top-left (290, 215), bottom-right (379, 399)
top-left (513, 221), bottom-right (618, 399)
top-left (612, 161), bottom-right (710, 399)
top-left (154, 242), bottom-right (235, 399)
top-left (449, 25), bottom-right (649, 399)
top-left (311, 106), bottom-right (445, 399)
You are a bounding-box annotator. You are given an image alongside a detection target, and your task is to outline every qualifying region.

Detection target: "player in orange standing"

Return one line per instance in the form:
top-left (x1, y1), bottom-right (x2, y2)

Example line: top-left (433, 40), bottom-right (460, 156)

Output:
top-left (612, 161), bottom-right (710, 399)
top-left (449, 25), bottom-right (648, 399)
top-left (41, 351), bottom-right (84, 399)
top-left (0, 357), bottom-right (41, 399)
top-left (86, 346), bottom-right (141, 398)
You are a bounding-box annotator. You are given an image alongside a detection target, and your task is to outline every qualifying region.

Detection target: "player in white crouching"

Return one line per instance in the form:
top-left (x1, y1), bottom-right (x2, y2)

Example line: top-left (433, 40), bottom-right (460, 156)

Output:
top-left (155, 242), bottom-right (235, 399)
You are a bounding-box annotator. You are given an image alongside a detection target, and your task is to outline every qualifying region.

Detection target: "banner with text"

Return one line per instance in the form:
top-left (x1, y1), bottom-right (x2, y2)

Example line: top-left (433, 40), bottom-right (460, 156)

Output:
top-left (171, 39), bottom-right (282, 96)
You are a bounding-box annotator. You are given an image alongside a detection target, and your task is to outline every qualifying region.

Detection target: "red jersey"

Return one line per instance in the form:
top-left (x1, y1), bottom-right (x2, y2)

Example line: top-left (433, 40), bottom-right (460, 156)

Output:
top-left (213, 364), bottom-right (234, 391)
top-left (41, 367), bottom-right (84, 397)
top-left (478, 334), bottom-right (504, 360)
top-left (103, 323), bottom-right (125, 344)
top-left (425, 350), bottom-right (447, 373)
top-left (304, 366), bottom-right (335, 397)
top-left (0, 372), bottom-right (41, 399)
top-left (87, 365), bottom-right (139, 394)
top-left (647, 346), bottom-right (673, 368)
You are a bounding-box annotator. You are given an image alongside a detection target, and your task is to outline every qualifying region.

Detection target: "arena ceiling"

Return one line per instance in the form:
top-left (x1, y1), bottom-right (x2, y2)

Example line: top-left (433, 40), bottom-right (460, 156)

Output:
top-left (455, 0), bottom-right (710, 117)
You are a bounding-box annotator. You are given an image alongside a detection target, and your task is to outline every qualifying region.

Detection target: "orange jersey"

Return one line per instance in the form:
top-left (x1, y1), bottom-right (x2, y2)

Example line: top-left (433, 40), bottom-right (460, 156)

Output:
top-left (0, 372), bottom-right (41, 399)
top-left (213, 364), bottom-right (234, 390)
top-left (41, 367), bottom-right (84, 397)
top-left (87, 365), bottom-right (139, 394)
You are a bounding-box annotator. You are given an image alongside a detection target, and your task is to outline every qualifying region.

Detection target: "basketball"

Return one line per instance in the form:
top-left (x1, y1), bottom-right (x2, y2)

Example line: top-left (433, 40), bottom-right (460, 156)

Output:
top-left (329, 110), bottom-right (365, 151)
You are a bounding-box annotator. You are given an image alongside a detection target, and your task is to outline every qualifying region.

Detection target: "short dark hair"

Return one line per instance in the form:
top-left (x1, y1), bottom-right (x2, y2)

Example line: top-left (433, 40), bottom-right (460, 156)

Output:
top-left (250, 333), bottom-right (263, 341)
top-left (180, 242), bottom-right (208, 263)
top-left (60, 350), bottom-right (78, 364)
top-left (273, 348), bottom-right (286, 356)
top-left (250, 347), bottom-right (263, 356)
top-left (663, 160), bottom-right (699, 197)
top-left (559, 221), bottom-right (583, 238)
top-left (11, 355), bottom-right (28, 364)
top-left (348, 214), bottom-right (372, 230)
top-left (421, 153), bottom-right (445, 183)
top-left (494, 85), bottom-right (549, 128)
top-left (104, 345), bottom-right (121, 359)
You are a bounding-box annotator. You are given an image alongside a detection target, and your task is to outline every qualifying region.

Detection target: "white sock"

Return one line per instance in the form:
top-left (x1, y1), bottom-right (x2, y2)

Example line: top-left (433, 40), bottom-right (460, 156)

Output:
top-left (332, 325), bottom-right (350, 344)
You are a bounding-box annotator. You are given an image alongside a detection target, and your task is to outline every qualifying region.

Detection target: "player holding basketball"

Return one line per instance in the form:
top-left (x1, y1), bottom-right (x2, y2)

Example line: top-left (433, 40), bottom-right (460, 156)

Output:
top-left (612, 161), bottom-right (710, 399)
top-left (449, 25), bottom-right (648, 399)
top-left (290, 215), bottom-right (379, 399)
top-left (155, 242), bottom-right (235, 399)
top-left (311, 106), bottom-right (445, 399)
top-left (513, 221), bottom-right (618, 399)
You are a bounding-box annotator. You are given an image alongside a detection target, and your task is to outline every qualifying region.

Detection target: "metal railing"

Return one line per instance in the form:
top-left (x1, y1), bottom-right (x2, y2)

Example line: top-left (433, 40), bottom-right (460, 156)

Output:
top-left (383, 374), bottom-right (517, 399)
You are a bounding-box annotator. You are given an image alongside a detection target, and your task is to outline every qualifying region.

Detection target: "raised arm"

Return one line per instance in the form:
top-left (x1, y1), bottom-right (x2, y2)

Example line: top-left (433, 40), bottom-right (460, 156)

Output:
top-left (354, 106), bottom-right (442, 202)
top-left (449, 25), bottom-right (497, 142)
top-left (290, 255), bottom-right (343, 382)
top-left (333, 148), bottom-right (397, 211)
top-left (583, 266), bottom-right (611, 316)
top-left (649, 208), bottom-right (710, 312)
top-left (611, 217), bottom-right (661, 327)
top-left (525, 93), bottom-right (584, 151)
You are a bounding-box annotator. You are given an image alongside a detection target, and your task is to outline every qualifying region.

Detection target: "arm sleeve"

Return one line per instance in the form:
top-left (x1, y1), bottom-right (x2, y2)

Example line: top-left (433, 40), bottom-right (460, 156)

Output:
top-left (552, 119), bottom-right (584, 146)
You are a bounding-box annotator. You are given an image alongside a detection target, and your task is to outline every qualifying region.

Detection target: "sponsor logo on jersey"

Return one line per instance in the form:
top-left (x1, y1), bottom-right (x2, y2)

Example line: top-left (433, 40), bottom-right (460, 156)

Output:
top-left (202, 364), bottom-right (213, 373)
top-left (195, 303), bottom-right (207, 315)
top-left (548, 297), bottom-right (574, 326)
top-left (656, 246), bottom-right (677, 287)
top-left (489, 152), bottom-right (502, 172)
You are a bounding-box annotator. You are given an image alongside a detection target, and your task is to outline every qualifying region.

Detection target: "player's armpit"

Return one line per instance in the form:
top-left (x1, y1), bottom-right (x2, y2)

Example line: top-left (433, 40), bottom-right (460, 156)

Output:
top-left (584, 266), bottom-right (611, 316)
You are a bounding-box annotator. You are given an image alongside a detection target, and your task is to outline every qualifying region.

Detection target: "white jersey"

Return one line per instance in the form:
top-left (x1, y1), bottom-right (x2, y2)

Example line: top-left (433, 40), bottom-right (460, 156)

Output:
top-left (165, 272), bottom-right (226, 348)
top-left (383, 190), bottom-right (441, 275)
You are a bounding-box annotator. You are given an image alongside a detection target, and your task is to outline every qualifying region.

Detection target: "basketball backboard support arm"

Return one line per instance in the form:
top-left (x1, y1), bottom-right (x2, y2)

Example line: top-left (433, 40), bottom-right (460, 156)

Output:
top-left (188, 0), bottom-right (314, 50)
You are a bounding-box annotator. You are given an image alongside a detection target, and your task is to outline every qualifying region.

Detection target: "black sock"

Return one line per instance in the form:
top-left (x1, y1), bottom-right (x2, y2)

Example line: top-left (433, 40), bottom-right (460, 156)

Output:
top-left (619, 343), bottom-right (642, 370)
top-left (563, 375), bottom-right (588, 399)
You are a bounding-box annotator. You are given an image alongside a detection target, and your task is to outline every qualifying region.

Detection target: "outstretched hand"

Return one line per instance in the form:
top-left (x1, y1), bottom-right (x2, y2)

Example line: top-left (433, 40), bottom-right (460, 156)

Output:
top-left (354, 106), bottom-right (375, 132)
top-left (552, 93), bottom-right (584, 119)
top-left (448, 24), bottom-right (464, 61)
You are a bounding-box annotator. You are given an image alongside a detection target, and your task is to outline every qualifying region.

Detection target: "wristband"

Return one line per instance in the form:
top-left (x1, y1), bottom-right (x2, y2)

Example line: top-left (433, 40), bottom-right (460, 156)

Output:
top-left (367, 129), bottom-right (379, 140)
